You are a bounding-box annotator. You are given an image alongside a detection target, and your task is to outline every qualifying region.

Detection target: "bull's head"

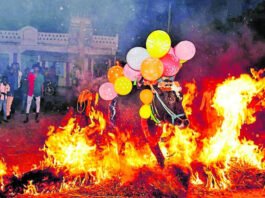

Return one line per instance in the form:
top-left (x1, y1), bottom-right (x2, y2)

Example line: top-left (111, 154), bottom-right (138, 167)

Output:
top-left (154, 81), bottom-right (189, 129)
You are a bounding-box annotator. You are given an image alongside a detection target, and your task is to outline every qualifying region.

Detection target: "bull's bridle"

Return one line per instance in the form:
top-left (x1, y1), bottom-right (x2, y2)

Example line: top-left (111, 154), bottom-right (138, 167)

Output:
top-left (150, 85), bottom-right (185, 125)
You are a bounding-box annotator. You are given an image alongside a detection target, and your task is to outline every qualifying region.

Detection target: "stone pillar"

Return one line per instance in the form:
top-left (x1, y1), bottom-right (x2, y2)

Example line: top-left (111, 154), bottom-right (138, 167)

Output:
top-left (90, 57), bottom-right (95, 78)
top-left (53, 61), bottom-right (57, 67)
top-left (84, 56), bottom-right (89, 71)
top-left (114, 56), bottom-right (116, 65)
top-left (37, 55), bottom-right (41, 63)
top-left (66, 62), bottom-right (70, 87)
top-left (57, 62), bottom-right (67, 87)
top-left (8, 52), bottom-right (13, 65)
top-left (17, 52), bottom-right (23, 69)
top-left (13, 53), bottom-right (17, 63)
top-left (45, 61), bottom-right (49, 68)
top-left (108, 58), bottom-right (112, 68)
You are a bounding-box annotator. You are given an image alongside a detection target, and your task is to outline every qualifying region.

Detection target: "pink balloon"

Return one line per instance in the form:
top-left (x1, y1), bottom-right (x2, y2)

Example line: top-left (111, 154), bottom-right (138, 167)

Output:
top-left (99, 82), bottom-right (117, 101)
top-left (123, 64), bottom-right (142, 81)
top-left (160, 53), bottom-right (181, 77)
top-left (168, 47), bottom-right (175, 56)
top-left (174, 40), bottom-right (196, 61)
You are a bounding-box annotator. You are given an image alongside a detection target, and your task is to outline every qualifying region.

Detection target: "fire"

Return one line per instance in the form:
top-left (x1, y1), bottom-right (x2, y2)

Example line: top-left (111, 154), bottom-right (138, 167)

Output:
top-left (39, 71), bottom-right (265, 192)
top-left (182, 80), bottom-right (197, 116)
top-left (1, 69), bottom-right (264, 196)
top-left (41, 107), bottom-right (156, 187)
top-left (0, 158), bottom-right (6, 190)
top-left (199, 74), bottom-right (265, 166)
top-left (196, 73), bottom-right (265, 188)
top-left (160, 125), bottom-right (199, 167)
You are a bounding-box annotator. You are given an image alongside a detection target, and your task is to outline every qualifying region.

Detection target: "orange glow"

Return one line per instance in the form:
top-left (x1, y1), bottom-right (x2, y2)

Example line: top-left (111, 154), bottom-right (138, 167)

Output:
top-left (182, 80), bottom-right (197, 116)
top-left (196, 74), bottom-right (265, 188)
top-left (40, 71), bottom-right (265, 192)
top-left (41, 107), bottom-right (156, 187)
top-left (0, 159), bottom-right (6, 190)
top-left (1, 69), bottom-right (264, 195)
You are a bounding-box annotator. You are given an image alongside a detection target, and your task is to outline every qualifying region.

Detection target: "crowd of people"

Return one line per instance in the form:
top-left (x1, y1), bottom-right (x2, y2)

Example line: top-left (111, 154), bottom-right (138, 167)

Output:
top-left (0, 62), bottom-right (57, 124)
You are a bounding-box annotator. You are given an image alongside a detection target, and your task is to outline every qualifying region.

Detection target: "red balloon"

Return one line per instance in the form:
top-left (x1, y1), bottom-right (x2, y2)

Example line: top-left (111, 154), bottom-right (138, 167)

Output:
top-left (160, 53), bottom-right (181, 77)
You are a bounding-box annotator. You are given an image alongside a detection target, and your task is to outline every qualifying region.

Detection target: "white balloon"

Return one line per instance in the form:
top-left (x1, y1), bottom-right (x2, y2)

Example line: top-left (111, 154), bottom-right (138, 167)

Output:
top-left (126, 47), bottom-right (150, 71)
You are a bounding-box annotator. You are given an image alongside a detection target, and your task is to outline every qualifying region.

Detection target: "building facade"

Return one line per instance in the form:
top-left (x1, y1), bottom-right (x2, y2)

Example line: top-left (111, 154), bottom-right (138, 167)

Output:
top-left (0, 17), bottom-right (118, 87)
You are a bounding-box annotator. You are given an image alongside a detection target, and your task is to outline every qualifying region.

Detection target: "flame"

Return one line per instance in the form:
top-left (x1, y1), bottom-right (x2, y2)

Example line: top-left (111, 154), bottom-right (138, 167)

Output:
top-left (160, 124), bottom-right (199, 167)
top-left (0, 158), bottom-right (6, 190)
top-left (182, 80), bottom-right (197, 117)
top-left (41, 107), bottom-right (156, 187)
top-left (199, 74), bottom-right (265, 166)
top-left (196, 74), bottom-right (265, 188)
top-left (40, 71), bottom-right (265, 192)
top-left (24, 180), bottom-right (38, 195)
top-left (0, 69), bottom-right (262, 196)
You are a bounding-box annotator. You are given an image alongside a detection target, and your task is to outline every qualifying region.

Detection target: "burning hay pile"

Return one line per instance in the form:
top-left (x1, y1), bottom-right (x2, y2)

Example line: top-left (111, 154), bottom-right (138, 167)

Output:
top-left (0, 70), bottom-right (264, 197)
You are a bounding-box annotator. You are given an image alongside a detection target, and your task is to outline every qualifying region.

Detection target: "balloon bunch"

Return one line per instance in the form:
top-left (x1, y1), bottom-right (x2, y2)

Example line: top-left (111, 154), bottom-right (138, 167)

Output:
top-left (99, 30), bottom-right (196, 102)
top-left (99, 65), bottom-right (132, 101)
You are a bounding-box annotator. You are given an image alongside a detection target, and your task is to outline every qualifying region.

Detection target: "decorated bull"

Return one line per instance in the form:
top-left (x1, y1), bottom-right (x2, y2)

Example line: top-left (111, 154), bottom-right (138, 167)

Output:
top-left (79, 30), bottom-right (195, 167)
top-left (112, 79), bottom-right (190, 167)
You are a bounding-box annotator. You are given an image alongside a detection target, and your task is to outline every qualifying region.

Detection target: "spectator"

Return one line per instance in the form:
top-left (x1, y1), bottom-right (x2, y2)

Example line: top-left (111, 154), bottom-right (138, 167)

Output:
top-left (0, 76), bottom-right (10, 123)
top-left (23, 64), bottom-right (44, 123)
top-left (5, 63), bottom-right (22, 119)
top-left (20, 67), bottom-right (30, 113)
top-left (6, 67), bottom-right (16, 119)
top-left (13, 63), bottom-right (22, 114)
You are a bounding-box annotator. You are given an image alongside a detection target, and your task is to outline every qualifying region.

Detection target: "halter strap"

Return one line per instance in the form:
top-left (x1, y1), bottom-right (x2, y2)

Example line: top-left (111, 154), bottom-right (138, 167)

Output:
top-left (151, 86), bottom-right (185, 125)
top-left (150, 105), bottom-right (161, 124)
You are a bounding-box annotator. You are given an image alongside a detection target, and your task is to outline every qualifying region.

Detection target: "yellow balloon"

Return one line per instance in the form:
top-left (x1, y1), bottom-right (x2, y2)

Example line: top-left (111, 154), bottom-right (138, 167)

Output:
top-left (146, 30), bottom-right (171, 58)
top-left (180, 59), bottom-right (188, 64)
top-left (139, 104), bottom-right (152, 119)
top-left (114, 76), bottom-right (132, 96)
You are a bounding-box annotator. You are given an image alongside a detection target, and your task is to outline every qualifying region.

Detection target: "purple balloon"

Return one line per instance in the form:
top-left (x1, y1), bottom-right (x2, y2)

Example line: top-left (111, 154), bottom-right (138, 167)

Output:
top-left (124, 64), bottom-right (142, 81)
top-left (99, 82), bottom-right (117, 101)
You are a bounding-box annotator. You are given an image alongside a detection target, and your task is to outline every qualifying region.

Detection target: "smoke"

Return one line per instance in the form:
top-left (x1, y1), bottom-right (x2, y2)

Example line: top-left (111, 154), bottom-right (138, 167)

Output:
top-left (176, 24), bottom-right (265, 84)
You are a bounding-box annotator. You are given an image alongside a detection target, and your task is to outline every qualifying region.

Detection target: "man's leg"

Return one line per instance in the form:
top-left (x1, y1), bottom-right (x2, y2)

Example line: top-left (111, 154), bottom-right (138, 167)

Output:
top-left (21, 93), bottom-right (27, 113)
top-left (0, 100), bottom-right (3, 123)
top-left (35, 96), bottom-right (41, 123)
top-left (24, 95), bottom-right (33, 123)
top-left (6, 96), bottom-right (14, 118)
top-left (2, 100), bottom-right (7, 121)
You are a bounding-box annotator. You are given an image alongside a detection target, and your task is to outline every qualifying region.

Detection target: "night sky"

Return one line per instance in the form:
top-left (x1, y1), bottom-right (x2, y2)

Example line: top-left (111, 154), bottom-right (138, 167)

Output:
top-left (0, 0), bottom-right (263, 46)
top-left (0, 0), bottom-right (264, 78)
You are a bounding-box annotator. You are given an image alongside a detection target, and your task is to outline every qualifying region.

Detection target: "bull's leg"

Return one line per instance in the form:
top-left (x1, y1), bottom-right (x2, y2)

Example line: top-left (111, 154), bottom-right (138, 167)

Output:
top-left (141, 119), bottom-right (165, 168)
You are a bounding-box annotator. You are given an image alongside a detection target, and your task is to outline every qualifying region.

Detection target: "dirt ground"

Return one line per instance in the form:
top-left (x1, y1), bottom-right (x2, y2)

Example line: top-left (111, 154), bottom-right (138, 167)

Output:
top-left (0, 112), bottom-right (63, 174)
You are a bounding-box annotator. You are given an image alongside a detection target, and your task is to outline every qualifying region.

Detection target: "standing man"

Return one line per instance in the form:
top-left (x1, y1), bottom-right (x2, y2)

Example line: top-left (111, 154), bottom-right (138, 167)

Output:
top-left (5, 63), bottom-right (22, 119)
top-left (20, 67), bottom-right (30, 113)
top-left (6, 66), bottom-right (16, 119)
top-left (24, 64), bottom-right (44, 123)
top-left (0, 76), bottom-right (10, 123)
top-left (13, 63), bottom-right (23, 113)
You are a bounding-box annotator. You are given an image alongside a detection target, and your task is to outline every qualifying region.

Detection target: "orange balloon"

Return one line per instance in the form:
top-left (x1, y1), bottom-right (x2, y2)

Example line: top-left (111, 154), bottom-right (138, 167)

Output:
top-left (107, 66), bottom-right (124, 83)
top-left (140, 89), bottom-right (154, 104)
top-left (141, 57), bottom-right (164, 81)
